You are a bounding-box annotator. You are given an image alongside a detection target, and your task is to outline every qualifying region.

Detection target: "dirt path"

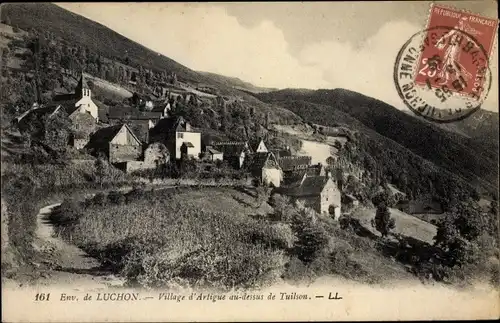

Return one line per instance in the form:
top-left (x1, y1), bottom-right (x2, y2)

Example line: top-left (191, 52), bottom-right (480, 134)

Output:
top-left (32, 203), bottom-right (126, 290)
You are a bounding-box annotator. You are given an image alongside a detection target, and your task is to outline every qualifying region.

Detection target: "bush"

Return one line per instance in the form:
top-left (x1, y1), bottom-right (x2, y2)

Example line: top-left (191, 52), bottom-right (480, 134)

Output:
top-left (282, 256), bottom-right (312, 283)
top-left (108, 190), bottom-right (125, 205)
top-left (92, 192), bottom-right (107, 207)
top-left (49, 199), bottom-right (83, 226)
top-left (125, 187), bottom-right (146, 204)
top-left (121, 240), bottom-right (286, 291)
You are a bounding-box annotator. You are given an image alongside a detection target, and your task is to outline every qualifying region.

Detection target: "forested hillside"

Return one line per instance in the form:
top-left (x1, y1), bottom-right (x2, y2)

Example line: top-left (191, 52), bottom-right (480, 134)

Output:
top-left (0, 3), bottom-right (302, 142)
top-left (257, 89), bottom-right (499, 197)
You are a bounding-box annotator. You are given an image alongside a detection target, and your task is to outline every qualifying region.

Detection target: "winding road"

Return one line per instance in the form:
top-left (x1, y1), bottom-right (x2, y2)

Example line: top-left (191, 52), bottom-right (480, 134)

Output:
top-left (32, 203), bottom-right (126, 290)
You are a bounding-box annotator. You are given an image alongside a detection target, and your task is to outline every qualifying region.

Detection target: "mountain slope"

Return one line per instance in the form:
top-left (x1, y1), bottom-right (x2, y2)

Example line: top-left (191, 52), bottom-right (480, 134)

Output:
top-left (0, 3), bottom-right (267, 102)
top-left (0, 2), bottom-right (303, 128)
top-left (257, 89), bottom-right (498, 195)
top-left (197, 71), bottom-right (277, 94)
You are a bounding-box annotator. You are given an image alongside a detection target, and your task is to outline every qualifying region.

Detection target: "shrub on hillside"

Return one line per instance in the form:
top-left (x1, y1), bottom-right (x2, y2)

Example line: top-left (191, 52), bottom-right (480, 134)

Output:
top-left (49, 199), bottom-right (83, 226)
top-left (128, 242), bottom-right (286, 290)
top-left (125, 187), bottom-right (146, 204)
top-left (270, 193), bottom-right (295, 222)
top-left (92, 192), bottom-right (107, 207)
top-left (108, 190), bottom-right (125, 205)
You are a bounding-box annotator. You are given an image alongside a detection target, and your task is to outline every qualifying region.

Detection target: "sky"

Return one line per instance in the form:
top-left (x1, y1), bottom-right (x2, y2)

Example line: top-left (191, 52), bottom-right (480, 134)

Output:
top-left (58, 2), bottom-right (498, 112)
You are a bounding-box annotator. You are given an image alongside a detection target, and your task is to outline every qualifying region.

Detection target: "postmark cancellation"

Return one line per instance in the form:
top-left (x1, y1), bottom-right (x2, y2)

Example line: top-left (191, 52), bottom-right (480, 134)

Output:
top-left (394, 4), bottom-right (498, 122)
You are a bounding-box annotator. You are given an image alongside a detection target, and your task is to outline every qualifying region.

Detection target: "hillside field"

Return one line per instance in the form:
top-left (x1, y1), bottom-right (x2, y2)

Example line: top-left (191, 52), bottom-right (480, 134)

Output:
top-left (351, 207), bottom-right (437, 245)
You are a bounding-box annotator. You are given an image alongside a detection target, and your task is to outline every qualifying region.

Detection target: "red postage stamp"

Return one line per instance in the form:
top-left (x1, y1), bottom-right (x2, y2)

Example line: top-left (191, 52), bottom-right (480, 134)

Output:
top-left (414, 4), bottom-right (498, 99)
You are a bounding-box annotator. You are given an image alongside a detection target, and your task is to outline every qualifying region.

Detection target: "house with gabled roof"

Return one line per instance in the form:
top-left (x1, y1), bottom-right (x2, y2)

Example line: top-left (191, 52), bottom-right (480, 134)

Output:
top-left (86, 123), bottom-right (142, 164)
top-left (211, 141), bottom-right (251, 169)
top-left (247, 151), bottom-right (283, 187)
top-left (282, 162), bottom-right (326, 186)
top-left (15, 101), bottom-right (97, 149)
top-left (249, 138), bottom-right (268, 153)
top-left (278, 155), bottom-right (312, 171)
top-left (277, 174), bottom-right (341, 219)
top-left (202, 145), bottom-right (224, 162)
top-left (149, 116), bottom-right (201, 160)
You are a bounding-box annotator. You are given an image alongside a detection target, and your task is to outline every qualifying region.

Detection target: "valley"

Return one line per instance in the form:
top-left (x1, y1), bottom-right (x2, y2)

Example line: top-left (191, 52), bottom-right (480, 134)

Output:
top-left (0, 2), bottom-right (498, 299)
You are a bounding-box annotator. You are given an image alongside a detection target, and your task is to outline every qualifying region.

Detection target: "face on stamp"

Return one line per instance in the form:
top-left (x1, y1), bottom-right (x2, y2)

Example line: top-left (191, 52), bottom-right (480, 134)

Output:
top-left (393, 5), bottom-right (498, 123)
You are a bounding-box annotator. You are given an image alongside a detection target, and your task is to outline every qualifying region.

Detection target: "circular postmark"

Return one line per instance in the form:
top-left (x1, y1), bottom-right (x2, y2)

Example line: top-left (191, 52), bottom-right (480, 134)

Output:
top-left (394, 26), bottom-right (492, 123)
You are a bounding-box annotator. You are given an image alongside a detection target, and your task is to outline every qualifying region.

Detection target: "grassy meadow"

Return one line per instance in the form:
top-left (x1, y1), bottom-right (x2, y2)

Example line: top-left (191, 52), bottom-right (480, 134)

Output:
top-left (50, 186), bottom-right (417, 291)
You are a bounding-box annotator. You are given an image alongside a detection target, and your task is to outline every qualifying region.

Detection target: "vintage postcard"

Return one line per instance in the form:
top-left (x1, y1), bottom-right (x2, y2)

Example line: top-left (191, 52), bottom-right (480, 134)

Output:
top-left (1, 1), bottom-right (498, 322)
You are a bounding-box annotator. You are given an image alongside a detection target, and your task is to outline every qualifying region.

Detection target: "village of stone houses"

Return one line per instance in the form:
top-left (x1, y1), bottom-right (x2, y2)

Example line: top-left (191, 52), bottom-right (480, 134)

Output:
top-left (1, 3), bottom-right (498, 293)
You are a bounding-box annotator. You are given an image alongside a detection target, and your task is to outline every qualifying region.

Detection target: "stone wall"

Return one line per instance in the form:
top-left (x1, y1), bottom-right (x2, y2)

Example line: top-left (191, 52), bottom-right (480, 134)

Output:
top-left (109, 144), bottom-right (142, 163)
top-left (73, 138), bottom-right (89, 150)
top-left (144, 142), bottom-right (169, 165)
top-left (116, 161), bottom-right (157, 173)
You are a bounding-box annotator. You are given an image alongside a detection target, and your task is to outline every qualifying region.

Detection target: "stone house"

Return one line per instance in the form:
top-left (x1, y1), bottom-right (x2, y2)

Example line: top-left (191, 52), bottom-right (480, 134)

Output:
top-left (283, 163), bottom-right (327, 186)
top-left (279, 155), bottom-right (313, 184)
top-left (86, 124), bottom-right (142, 163)
top-left (15, 101), bottom-right (96, 149)
top-left (278, 175), bottom-right (341, 219)
top-left (202, 146), bottom-right (224, 162)
top-left (211, 141), bottom-right (250, 169)
top-left (149, 116), bottom-right (201, 160)
top-left (66, 104), bottom-right (98, 149)
top-left (52, 72), bottom-right (99, 122)
top-left (248, 152), bottom-right (283, 187)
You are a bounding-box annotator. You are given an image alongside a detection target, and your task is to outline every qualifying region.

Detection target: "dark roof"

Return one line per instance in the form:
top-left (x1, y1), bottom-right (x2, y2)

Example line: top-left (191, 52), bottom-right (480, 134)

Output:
top-left (151, 103), bottom-right (169, 112)
top-left (248, 152), bottom-right (280, 172)
top-left (282, 169), bottom-right (307, 186)
top-left (278, 156), bottom-right (312, 171)
top-left (182, 142), bottom-right (195, 148)
top-left (207, 148), bottom-right (222, 155)
top-left (306, 164), bottom-right (324, 177)
top-left (53, 93), bottom-right (77, 102)
top-left (53, 98), bottom-right (80, 115)
top-left (85, 124), bottom-right (140, 151)
top-left (212, 141), bottom-right (248, 156)
top-left (270, 148), bottom-right (292, 158)
top-left (23, 105), bottom-right (63, 121)
top-left (126, 120), bottom-right (151, 143)
top-left (152, 116), bottom-right (192, 133)
top-left (282, 176), bottom-right (330, 197)
top-left (249, 138), bottom-right (265, 152)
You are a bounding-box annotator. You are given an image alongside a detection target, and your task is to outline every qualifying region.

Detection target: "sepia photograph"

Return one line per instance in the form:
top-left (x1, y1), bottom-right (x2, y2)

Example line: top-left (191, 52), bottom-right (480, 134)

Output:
top-left (1, 1), bottom-right (498, 322)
